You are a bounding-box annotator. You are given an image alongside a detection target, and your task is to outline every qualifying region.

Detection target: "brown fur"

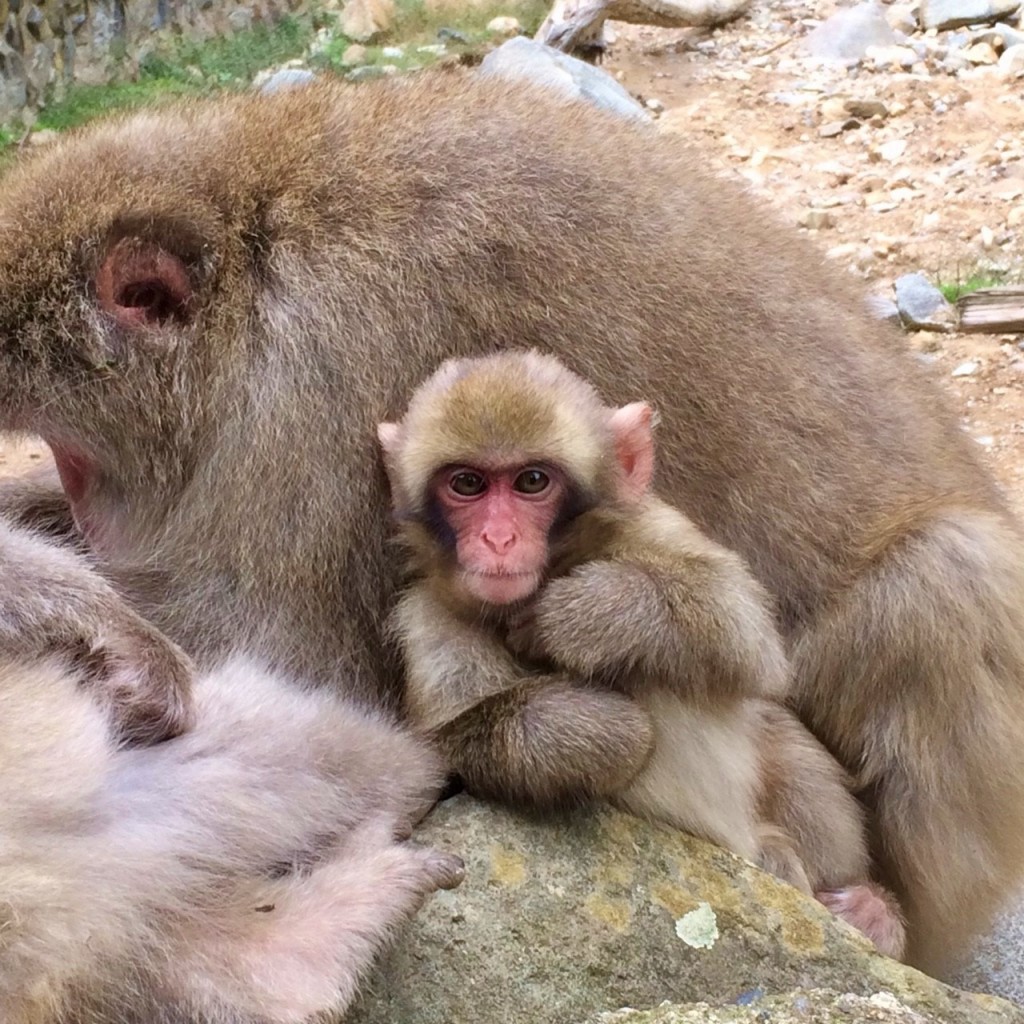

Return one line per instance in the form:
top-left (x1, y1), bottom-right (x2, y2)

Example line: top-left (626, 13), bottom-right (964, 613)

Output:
top-left (389, 578), bottom-right (655, 807)
top-left (0, 463), bottom-right (79, 544)
top-left (756, 701), bottom-right (871, 891)
top-left (383, 351), bottom-right (903, 958)
top-left (0, 72), bottom-right (1018, 973)
top-left (0, 519), bottom-right (192, 744)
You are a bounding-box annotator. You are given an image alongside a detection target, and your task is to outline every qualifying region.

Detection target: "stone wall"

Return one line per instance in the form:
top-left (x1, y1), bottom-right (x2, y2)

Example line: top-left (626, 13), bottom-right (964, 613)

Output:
top-left (0, 0), bottom-right (305, 121)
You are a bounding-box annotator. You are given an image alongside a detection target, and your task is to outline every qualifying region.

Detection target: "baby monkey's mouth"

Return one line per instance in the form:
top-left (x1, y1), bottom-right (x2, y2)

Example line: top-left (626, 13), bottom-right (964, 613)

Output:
top-left (460, 568), bottom-right (541, 606)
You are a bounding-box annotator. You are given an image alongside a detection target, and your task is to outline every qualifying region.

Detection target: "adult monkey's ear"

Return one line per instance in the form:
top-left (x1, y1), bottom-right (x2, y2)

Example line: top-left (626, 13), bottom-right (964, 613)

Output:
top-left (94, 237), bottom-right (195, 329)
top-left (609, 402), bottom-right (656, 501)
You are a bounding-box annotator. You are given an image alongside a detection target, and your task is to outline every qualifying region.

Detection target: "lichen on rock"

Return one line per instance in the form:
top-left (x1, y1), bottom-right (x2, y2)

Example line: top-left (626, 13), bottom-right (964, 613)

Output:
top-left (346, 796), bottom-right (1024, 1024)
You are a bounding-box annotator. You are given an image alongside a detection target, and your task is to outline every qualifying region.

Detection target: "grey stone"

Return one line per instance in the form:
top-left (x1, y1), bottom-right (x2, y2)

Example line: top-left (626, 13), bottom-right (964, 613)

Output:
top-left (973, 22), bottom-right (1024, 48)
top-left (347, 64), bottom-right (389, 81)
top-left (845, 97), bottom-right (889, 119)
top-left (920, 0), bottom-right (1022, 32)
top-left (256, 67), bottom-right (316, 94)
top-left (583, 989), bottom-right (1018, 1024)
top-left (956, 894), bottom-right (1024, 1007)
top-left (479, 37), bottom-right (650, 124)
top-left (436, 26), bottom-right (469, 43)
top-left (819, 117), bottom-right (861, 138)
top-left (894, 272), bottom-right (958, 331)
top-left (346, 797), bottom-right (1023, 1024)
top-left (940, 52), bottom-right (974, 74)
top-left (227, 6), bottom-right (254, 32)
top-left (866, 294), bottom-right (901, 322)
top-left (999, 42), bottom-right (1024, 75)
top-left (799, 3), bottom-right (898, 66)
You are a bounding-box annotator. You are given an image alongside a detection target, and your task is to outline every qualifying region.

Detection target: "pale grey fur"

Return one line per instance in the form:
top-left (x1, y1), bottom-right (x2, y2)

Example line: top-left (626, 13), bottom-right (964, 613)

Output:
top-left (0, 652), bottom-right (459, 1024)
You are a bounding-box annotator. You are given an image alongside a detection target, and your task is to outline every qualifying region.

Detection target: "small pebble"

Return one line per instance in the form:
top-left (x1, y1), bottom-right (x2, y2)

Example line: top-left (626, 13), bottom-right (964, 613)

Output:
top-left (952, 360), bottom-right (980, 377)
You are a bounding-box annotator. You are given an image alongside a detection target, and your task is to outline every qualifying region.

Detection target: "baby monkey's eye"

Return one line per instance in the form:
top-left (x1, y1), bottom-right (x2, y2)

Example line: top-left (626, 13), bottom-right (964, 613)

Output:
top-left (514, 469), bottom-right (550, 495)
top-left (450, 471), bottom-right (487, 497)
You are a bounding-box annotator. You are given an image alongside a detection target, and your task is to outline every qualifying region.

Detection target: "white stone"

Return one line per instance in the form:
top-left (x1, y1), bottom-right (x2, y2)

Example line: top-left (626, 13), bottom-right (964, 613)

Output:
top-left (999, 43), bottom-right (1024, 76)
top-left (965, 41), bottom-right (999, 64)
top-left (878, 138), bottom-right (909, 162)
top-left (864, 43), bottom-right (917, 68)
top-left (952, 360), bottom-right (980, 377)
top-left (487, 16), bottom-right (521, 34)
top-left (921, 0), bottom-right (1022, 32)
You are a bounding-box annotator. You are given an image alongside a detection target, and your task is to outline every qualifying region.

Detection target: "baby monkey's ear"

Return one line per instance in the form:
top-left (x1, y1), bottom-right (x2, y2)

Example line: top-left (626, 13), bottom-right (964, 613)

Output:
top-left (609, 402), bottom-right (656, 501)
top-left (376, 422), bottom-right (406, 506)
top-left (377, 422), bottom-right (401, 455)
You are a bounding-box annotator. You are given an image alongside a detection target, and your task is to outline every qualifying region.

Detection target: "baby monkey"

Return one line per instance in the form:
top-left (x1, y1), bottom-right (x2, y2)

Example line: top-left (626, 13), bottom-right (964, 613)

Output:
top-left (379, 351), bottom-right (904, 960)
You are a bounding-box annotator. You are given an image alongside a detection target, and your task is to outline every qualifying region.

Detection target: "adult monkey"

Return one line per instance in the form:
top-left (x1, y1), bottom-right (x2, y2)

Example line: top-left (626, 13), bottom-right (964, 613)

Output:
top-left (0, 74), bottom-right (1020, 977)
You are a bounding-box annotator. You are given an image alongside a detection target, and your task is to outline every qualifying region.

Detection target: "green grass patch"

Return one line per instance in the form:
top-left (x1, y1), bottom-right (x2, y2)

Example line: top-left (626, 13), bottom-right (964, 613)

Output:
top-left (0, 0), bottom-right (544, 160)
top-left (313, 0), bottom-right (550, 72)
top-left (141, 15), bottom-right (314, 85)
top-left (2, 15), bottom-right (317, 153)
top-left (34, 78), bottom-right (205, 133)
top-left (937, 270), bottom-right (1009, 304)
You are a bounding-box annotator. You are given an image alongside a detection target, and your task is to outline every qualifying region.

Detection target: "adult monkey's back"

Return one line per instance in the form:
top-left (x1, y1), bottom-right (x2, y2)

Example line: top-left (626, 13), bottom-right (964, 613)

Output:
top-left (0, 75), bottom-right (1019, 976)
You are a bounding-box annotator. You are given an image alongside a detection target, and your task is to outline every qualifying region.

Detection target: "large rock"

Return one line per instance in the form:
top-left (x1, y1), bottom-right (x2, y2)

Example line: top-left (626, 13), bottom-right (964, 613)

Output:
top-left (894, 272), bottom-right (958, 332)
top-left (956, 898), bottom-right (1024, 1008)
top-left (339, 0), bottom-right (394, 41)
top-left (346, 796), bottom-right (1024, 1024)
top-left (799, 3), bottom-right (898, 66)
top-left (586, 990), bottom-right (1019, 1024)
top-left (920, 0), bottom-right (1022, 32)
top-left (480, 37), bottom-right (650, 124)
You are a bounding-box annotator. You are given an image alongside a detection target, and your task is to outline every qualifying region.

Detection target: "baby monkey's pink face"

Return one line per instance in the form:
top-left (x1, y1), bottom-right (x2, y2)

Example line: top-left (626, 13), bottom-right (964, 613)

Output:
top-left (433, 462), bottom-right (568, 605)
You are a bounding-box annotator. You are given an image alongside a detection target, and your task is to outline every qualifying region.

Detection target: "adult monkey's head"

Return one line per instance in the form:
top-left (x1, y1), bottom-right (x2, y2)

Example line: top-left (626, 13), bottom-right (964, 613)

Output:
top-left (0, 114), bottom-right (243, 551)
